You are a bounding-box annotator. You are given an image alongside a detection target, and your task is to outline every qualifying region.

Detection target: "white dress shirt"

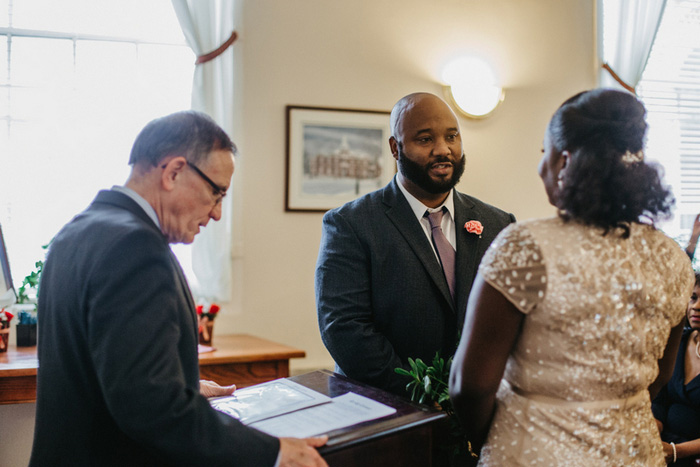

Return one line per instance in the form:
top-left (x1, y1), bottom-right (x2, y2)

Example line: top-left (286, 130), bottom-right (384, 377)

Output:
top-left (111, 185), bottom-right (161, 229)
top-left (396, 177), bottom-right (457, 260)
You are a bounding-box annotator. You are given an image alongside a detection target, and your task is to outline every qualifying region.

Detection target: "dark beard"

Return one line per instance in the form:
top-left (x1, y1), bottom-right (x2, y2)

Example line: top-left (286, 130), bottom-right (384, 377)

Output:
top-left (397, 146), bottom-right (466, 194)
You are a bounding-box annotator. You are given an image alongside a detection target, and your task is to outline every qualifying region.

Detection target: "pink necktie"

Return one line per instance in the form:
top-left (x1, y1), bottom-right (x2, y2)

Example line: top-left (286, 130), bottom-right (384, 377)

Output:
top-left (426, 208), bottom-right (456, 301)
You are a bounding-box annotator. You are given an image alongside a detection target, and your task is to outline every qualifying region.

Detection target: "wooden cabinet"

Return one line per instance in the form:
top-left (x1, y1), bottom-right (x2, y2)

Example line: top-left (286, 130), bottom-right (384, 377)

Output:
top-left (0, 334), bottom-right (305, 404)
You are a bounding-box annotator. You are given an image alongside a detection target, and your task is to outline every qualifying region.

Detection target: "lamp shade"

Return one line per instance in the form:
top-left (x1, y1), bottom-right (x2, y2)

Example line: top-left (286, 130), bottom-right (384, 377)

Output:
top-left (442, 57), bottom-right (504, 118)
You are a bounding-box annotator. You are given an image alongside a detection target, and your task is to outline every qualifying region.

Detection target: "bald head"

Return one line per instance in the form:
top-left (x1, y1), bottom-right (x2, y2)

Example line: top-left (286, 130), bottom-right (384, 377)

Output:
top-left (390, 93), bottom-right (459, 140)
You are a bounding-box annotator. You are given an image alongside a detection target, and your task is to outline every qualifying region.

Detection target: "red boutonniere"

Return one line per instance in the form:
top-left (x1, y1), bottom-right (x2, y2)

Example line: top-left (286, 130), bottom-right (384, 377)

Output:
top-left (464, 220), bottom-right (484, 237)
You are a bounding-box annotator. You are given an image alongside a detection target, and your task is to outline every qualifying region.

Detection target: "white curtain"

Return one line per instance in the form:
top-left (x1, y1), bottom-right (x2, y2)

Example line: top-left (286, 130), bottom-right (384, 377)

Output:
top-left (172, 0), bottom-right (235, 303)
top-left (598, 0), bottom-right (667, 92)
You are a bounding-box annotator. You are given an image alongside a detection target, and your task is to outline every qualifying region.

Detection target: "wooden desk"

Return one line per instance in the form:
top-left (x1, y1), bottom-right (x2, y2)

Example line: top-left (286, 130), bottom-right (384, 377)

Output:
top-left (198, 334), bottom-right (305, 388)
top-left (0, 342), bottom-right (37, 404)
top-left (0, 334), bottom-right (305, 405)
top-left (290, 370), bottom-right (449, 467)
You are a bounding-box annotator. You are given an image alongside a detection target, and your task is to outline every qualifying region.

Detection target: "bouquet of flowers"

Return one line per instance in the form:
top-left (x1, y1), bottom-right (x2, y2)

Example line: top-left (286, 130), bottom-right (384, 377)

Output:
top-left (196, 303), bottom-right (220, 321)
top-left (0, 309), bottom-right (14, 352)
top-left (0, 309), bottom-right (14, 328)
top-left (197, 303), bottom-right (220, 345)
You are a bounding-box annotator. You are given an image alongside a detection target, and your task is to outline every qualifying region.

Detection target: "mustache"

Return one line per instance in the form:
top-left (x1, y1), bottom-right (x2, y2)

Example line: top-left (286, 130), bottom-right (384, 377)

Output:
top-left (429, 154), bottom-right (464, 166)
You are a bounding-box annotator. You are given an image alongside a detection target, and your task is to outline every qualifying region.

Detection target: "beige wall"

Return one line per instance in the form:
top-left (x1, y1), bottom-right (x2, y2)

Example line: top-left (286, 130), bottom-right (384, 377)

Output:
top-left (212, 0), bottom-right (597, 372)
top-left (1, 1), bottom-right (596, 465)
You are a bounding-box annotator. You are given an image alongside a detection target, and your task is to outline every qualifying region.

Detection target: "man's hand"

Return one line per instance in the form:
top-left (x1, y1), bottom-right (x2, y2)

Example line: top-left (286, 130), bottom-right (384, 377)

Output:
top-left (278, 436), bottom-right (328, 467)
top-left (199, 379), bottom-right (236, 398)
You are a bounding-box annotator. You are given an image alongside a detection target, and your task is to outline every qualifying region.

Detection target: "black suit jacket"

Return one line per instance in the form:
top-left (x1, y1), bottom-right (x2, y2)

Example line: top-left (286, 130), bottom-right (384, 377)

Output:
top-left (30, 190), bottom-right (278, 467)
top-left (316, 178), bottom-right (515, 395)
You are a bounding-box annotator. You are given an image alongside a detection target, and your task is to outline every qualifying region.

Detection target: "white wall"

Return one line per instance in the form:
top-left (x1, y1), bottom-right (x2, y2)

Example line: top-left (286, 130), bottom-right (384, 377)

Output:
top-left (1, 1), bottom-right (596, 465)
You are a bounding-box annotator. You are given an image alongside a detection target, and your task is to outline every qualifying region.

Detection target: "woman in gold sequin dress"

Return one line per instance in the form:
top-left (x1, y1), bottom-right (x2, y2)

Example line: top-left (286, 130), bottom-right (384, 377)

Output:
top-left (449, 88), bottom-right (695, 466)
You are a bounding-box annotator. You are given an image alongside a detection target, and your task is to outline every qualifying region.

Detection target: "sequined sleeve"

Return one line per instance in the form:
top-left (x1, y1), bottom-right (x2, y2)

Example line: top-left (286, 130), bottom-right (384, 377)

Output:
top-left (479, 223), bottom-right (546, 314)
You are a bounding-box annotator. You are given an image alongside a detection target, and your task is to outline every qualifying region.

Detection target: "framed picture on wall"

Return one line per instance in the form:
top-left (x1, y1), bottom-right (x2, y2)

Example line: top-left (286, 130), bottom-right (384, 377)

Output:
top-left (285, 105), bottom-right (395, 212)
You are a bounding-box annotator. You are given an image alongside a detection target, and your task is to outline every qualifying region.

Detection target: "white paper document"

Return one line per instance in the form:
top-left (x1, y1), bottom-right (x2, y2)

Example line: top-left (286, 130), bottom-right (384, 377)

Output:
top-left (249, 391), bottom-right (397, 438)
top-left (209, 378), bottom-right (331, 424)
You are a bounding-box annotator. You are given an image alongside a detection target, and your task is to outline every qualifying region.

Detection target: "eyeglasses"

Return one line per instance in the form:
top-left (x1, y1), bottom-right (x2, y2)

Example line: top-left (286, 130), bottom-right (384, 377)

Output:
top-left (186, 161), bottom-right (227, 204)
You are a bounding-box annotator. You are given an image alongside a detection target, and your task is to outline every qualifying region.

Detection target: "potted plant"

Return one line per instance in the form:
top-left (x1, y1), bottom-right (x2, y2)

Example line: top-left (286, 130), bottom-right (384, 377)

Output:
top-left (15, 309), bottom-right (37, 347)
top-left (14, 245), bottom-right (47, 346)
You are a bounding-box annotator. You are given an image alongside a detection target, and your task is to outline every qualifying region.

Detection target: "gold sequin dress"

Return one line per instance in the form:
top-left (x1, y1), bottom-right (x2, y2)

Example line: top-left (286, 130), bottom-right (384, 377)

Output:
top-left (477, 217), bottom-right (695, 466)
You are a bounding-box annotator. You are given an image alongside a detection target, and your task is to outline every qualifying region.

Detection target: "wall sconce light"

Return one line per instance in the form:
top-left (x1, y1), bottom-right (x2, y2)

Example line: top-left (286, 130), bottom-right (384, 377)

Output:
top-left (442, 57), bottom-right (505, 119)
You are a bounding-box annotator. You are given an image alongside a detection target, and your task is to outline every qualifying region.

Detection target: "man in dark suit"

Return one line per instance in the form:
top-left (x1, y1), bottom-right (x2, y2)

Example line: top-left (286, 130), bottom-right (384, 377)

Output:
top-left (30, 111), bottom-right (327, 467)
top-left (316, 93), bottom-right (515, 396)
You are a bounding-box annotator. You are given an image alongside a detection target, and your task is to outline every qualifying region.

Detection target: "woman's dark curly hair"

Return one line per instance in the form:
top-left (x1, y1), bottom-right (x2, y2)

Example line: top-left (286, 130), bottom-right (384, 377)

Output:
top-left (549, 88), bottom-right (674, 236)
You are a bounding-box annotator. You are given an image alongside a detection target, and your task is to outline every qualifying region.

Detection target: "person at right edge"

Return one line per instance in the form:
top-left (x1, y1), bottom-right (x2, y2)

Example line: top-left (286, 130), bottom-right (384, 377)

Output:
top-left (652, 271), bottom-right (700, 465)
top-left (449, 88), bottom-right (694, 466)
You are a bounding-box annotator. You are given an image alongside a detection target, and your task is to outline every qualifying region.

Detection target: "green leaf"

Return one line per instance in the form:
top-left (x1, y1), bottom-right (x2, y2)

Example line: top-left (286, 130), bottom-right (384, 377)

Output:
top-left (423, 375), bottom-right (432, 395)
top-left (407, 357), bottom-right (418, 373)
top-left (394, 368), bottom-right (412, 376)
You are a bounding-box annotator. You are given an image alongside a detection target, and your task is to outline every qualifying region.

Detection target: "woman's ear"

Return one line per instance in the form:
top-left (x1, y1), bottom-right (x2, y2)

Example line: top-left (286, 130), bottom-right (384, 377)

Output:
top-left (557, 150), bottom-right (571, 180)
top-left (560, 150), bottom-right (571, 170)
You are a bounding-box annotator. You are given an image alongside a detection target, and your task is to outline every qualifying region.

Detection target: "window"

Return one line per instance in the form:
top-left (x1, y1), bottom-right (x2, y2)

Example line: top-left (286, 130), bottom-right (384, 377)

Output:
top-left (0, 0), bottom-right (194, 285)
top-left (636, 0), bottom-right (700, 241)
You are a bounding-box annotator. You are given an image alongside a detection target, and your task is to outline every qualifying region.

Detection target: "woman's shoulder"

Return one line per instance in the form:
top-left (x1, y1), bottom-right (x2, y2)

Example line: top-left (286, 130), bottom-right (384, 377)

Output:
top-left (633, 223), bottom-right (692, 269)
top-left (484, 218), bottom-right (554, 265)
top-left (496, 216), bottom-right (560, 235)
top-left (492, 216), bottom-right (572, 247)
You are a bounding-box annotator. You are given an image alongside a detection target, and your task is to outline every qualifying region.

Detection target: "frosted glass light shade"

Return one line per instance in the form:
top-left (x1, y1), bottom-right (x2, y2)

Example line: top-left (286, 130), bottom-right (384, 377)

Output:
top-left (442, 57), bottom-right (505, 118)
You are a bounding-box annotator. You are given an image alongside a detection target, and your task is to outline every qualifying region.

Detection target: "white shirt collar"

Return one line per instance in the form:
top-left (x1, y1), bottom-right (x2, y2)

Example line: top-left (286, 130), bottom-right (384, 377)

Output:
top-left (396, 176), bottom-right (455, 222)
top-left (111, 185), bottom-right (161, 228)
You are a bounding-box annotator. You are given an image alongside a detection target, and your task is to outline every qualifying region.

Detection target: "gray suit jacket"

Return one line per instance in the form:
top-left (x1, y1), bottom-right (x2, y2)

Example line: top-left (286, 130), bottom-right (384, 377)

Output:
top-left (31, 190), bottom-right (278, 467)
top-left (316, 178), bottom-right (515, 396)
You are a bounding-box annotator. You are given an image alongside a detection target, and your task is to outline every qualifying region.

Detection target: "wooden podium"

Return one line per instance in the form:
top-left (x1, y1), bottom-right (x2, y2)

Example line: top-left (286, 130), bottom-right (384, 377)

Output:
top-left (289, 370), bottom-right (448, 467)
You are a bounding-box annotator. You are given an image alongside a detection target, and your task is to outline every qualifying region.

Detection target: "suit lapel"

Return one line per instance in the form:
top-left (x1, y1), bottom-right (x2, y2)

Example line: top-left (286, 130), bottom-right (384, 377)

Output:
top-left (453, 192), bottom-right (480, 322)
top-left (168, 251), bottom-right (199, 339)
top-left (382, 179), bottom-right (455, 312)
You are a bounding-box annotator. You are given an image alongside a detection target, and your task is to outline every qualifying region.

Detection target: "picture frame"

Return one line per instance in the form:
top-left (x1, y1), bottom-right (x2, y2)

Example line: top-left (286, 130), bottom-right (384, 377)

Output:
top-left (0, 224), bottom-right (16, 307)
top-left (285, 105), bottom-right (394, 212)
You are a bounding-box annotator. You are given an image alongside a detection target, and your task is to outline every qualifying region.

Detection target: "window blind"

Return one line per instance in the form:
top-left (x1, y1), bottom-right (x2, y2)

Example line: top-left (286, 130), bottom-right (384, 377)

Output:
top-left (637, 0), bottom-right (700, 235)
